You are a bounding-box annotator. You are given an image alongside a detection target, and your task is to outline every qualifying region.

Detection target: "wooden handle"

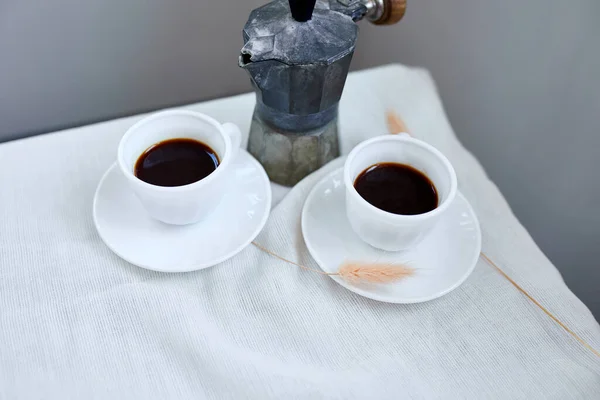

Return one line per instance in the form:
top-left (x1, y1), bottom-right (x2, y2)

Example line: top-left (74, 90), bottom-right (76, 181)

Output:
top-left (372, 0), bottom-right (406, 25)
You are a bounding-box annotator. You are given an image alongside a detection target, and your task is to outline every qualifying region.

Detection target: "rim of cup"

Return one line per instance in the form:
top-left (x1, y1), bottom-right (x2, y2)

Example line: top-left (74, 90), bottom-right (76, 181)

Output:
top-left (117, 109), bottom-right (233, 192)
top-left (344, 135), bottom-right (458, 221)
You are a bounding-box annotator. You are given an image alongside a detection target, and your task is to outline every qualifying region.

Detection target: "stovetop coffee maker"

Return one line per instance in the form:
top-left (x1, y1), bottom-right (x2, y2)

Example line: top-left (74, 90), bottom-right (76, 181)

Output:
top-left (240, 0), bottom-right (406, 186)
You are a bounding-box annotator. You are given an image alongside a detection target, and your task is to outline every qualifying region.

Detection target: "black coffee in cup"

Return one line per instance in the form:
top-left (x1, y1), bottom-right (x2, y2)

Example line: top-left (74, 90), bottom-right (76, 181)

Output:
top-left (134, 138), bottom-right (219, 187)
top-left (354, 163), bottom-right (438, 215)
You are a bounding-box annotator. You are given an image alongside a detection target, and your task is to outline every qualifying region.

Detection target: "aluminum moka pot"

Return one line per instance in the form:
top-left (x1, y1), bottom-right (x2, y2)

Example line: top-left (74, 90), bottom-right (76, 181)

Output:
top-left (240, 0), bottom-right (406, 186)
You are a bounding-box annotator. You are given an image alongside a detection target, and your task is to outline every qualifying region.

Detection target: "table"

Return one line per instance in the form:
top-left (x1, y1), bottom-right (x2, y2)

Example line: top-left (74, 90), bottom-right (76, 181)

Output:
top-left (1, 64), bottom-right (599, 399)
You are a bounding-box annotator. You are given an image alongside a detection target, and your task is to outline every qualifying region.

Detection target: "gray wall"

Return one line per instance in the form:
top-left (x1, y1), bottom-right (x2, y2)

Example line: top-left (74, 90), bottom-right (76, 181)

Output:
top-left (1, 1), bottom-right (598, 316)
top-left (0, 0), bottom-right (266, 140)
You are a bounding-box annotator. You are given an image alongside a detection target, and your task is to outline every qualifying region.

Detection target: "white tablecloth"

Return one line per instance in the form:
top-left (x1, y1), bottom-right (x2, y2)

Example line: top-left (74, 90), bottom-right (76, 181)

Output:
top-left (1, 65), bottom-right (598, 399)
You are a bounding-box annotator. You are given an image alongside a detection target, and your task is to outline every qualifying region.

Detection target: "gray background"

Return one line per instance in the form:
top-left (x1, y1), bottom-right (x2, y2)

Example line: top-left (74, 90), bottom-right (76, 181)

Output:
top-left (1, 0), bottom-right (598, 317)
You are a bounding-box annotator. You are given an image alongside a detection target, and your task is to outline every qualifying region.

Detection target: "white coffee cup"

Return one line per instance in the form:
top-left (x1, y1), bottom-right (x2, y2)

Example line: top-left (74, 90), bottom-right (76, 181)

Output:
top-left (117, 109), bottom-right (242, 225)
top-left (344, 134), bottom-right (457, 251)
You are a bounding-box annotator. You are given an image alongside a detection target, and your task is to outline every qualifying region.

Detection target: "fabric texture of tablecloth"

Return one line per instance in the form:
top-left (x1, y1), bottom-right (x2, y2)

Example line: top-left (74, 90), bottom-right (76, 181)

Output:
top-left (1, 65), bottom-right (599, 399)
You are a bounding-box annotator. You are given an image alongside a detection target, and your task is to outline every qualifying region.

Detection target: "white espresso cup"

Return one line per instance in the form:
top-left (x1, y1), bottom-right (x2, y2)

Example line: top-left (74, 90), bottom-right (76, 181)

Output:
top-left (117, 109), bottom-right (242, 225)
top-left (344, 134), bottom-right (457, 251)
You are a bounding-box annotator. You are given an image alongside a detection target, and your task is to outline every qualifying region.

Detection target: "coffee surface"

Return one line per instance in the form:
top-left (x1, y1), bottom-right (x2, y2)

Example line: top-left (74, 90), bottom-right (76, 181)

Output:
top-left (134, 138), bottom-right (219, 187)
top-left (354, 163), bottom-right (438, 215)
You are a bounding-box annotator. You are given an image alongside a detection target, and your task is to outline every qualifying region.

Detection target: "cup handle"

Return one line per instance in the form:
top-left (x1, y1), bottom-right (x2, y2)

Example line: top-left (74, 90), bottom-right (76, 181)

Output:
top-left (222, 122), bottom-right (242, 160)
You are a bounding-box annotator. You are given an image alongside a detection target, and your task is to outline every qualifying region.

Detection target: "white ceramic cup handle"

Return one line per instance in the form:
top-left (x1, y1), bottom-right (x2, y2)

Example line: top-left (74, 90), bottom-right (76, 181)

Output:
top-left (222, 122), bottom-right (242, 160)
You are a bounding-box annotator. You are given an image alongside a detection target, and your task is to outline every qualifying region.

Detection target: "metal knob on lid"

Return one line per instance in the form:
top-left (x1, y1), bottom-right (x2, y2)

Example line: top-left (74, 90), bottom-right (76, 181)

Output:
top-left (288, 0), bottom-right (317, 21)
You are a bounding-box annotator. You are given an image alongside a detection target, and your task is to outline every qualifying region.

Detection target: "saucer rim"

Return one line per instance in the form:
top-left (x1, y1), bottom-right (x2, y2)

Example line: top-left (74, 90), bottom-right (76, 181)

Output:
top-left (93, 149), bottom-right (272, 273)
top-left (301, 167), bottom-right (481, 304)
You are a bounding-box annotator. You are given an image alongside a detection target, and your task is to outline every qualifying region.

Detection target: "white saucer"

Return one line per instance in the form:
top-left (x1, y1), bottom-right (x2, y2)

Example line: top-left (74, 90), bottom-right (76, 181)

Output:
top-left (301, 168), bottom-right (481, 303)
top-left (93, 149), bottom-right (271, 272)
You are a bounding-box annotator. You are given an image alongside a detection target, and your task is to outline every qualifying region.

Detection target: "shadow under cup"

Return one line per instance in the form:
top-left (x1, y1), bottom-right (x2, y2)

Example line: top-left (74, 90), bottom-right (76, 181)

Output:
top-left (344, 136), bottom-right (457, 251)
top-left (118, 111), bottom-right (233, 225)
